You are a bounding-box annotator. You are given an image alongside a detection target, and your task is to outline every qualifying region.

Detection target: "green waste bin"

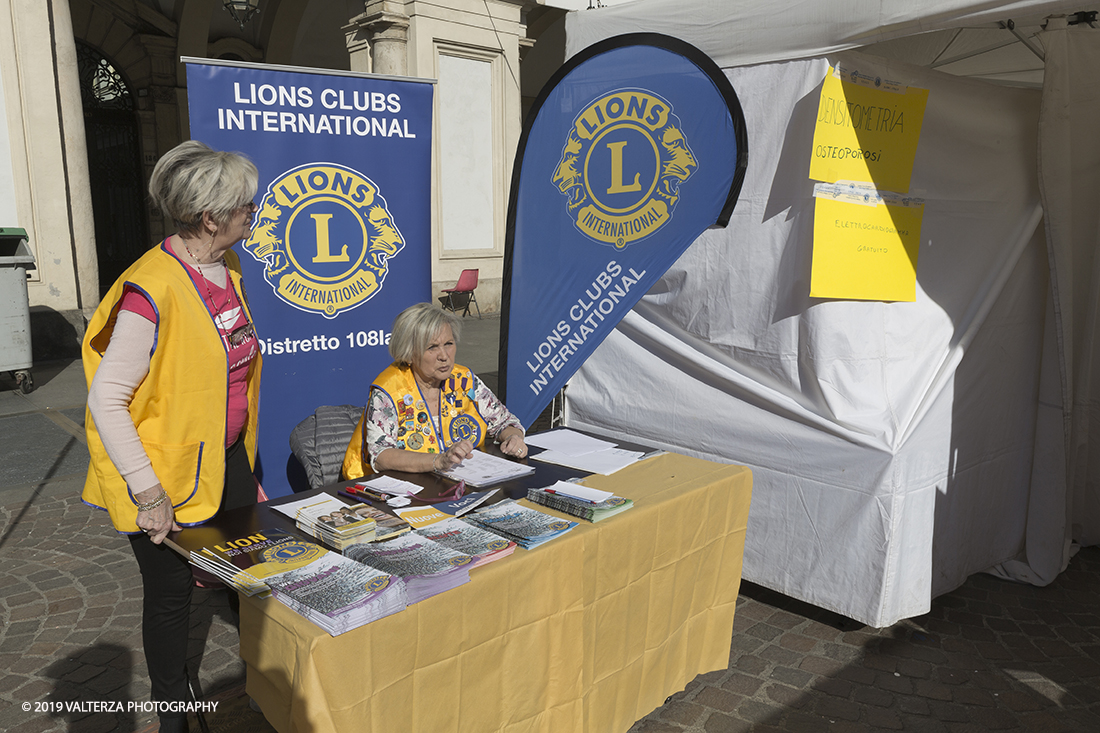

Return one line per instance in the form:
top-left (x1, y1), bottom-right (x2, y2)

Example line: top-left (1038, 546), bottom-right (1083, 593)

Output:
top-left (0, 227), bottom-right (36, 393)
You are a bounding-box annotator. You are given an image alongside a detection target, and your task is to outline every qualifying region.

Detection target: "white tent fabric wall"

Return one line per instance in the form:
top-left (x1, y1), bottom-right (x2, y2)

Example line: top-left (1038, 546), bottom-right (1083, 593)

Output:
top-left (557, 4), bottom-right (1100, 626)
top-left (562, 51), bottom-right (1047, 626)
top-left (1038, 31), bottom-right (1100, 551)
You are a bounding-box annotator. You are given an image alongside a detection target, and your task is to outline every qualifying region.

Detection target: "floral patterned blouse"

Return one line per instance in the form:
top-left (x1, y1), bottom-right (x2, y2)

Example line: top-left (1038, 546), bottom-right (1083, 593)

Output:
top-left (364, 373), bottom-right (523, 464)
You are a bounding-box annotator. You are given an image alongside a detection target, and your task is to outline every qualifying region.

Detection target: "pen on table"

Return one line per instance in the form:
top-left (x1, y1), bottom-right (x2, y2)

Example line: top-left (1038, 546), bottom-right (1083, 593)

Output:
top-left (545, 489), bottom-right (597, 504)
top-left (355, 484), bottom-right (392, 500)
top-left (341, 487), bottom-right (387, 503)
top-left (344, 485), bottom-right (371, 499)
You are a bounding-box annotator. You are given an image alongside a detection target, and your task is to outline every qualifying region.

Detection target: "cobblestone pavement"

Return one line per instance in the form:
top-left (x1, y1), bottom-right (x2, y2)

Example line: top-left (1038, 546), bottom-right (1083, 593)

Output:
top-left (2, 359), bottom-right (1098, 732)
top-left (0, 361), bottom-right (255, 733)
top-left (630, 548), bottom-right (1100, 733)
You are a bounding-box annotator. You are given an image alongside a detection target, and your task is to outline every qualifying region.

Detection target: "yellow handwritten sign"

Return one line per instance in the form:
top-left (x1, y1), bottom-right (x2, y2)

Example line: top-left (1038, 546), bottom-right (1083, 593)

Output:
top-left (810, 192), bottom-right (924, 302)
top-left (810, 66), bottom-right (928, 194)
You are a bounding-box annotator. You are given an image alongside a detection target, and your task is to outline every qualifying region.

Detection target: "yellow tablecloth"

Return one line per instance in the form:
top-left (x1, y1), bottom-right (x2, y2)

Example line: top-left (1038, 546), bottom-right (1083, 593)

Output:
top-left (241, 453), bottom-right (752, 733)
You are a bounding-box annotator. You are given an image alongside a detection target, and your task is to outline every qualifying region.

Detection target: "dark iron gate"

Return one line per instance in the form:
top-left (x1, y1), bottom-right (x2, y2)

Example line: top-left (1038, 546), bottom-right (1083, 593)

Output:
top-left (76, 40), bottom-right (148, 296)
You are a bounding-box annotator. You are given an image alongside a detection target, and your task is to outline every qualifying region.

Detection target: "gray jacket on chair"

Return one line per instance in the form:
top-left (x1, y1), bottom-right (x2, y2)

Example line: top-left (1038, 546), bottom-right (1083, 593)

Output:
top-left (289, 404), bottom-right (364, 490)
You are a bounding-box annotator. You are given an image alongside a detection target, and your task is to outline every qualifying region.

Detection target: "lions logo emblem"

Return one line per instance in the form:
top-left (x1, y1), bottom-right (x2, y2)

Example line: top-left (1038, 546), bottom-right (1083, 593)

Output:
top-left (553, 88), bottom-right (698, 249)
top-left (366, 576), bottom-right (391, 592)
top-left (244, 163), bottom-right (404, 318)
top-left (261, 540), bottom-right (325, 564)
top-left (449, 414), bottom-right (482, 447)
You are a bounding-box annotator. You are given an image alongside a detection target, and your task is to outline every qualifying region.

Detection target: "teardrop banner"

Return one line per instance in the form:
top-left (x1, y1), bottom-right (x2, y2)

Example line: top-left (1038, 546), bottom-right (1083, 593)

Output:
top-left (499, 33), bottom-right (748, 427)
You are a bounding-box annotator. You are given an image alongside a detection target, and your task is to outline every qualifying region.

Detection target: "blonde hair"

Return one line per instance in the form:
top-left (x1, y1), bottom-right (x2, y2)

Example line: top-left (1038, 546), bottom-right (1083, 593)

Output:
top-left (148, 140), bottom-right (259, 237)
top-left (389, 303), bottom-right (462, 364)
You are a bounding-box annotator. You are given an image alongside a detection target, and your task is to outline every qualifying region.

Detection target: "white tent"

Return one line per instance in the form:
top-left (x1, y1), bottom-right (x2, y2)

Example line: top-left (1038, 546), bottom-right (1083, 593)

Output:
top-left (557, 1), bottom-right (1100, 626)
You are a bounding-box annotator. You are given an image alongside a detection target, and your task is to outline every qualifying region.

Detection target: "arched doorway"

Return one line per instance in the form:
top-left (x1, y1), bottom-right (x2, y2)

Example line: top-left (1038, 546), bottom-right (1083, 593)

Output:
top-left (76, 40), bottom-right (148, 296)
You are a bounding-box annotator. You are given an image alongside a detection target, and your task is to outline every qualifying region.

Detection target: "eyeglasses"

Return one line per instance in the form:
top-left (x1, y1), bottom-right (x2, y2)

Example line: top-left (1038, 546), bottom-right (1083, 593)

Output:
top-left (415, 480), bottom-right (466, 503)
top-left (238, 201), bottom-right (259, 215)
top-left (227, 321), bottom-right (255, 348)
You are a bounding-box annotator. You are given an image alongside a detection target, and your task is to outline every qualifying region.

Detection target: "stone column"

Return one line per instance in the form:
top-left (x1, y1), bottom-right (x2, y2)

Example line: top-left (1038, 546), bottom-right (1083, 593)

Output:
top-left (345, 0), bottom-right (410, 77)
top-left (51, 0), bottom-right (99, 315)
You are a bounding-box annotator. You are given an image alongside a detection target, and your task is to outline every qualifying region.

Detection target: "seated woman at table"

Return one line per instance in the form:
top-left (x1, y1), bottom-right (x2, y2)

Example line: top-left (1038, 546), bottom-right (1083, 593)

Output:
top-left (342, 302), bottom-right (526, 478)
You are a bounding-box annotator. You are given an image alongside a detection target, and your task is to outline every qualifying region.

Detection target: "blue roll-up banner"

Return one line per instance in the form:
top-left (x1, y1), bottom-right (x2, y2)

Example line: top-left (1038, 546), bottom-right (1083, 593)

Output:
top-left (186, 60), bottom-right (433, 496)
top-left (500, 34), bottom-right (747, 427)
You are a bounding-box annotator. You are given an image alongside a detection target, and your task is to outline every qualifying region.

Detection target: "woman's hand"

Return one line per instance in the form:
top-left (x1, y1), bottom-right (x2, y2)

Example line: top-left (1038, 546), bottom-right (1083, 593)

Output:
top-left (497, 428), bottom-right (528, 459)
top-left (134, 484), bottom-right (180, 545)
top-left (435, 439), bottom-right (474, 471)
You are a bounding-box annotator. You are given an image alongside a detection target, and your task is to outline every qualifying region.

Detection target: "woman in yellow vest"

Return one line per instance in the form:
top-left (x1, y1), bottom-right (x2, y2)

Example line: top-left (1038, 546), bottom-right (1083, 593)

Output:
top-left (343, 303), bottom-right (526, 477)
top-left (83, 141), bottom-right (261, 733)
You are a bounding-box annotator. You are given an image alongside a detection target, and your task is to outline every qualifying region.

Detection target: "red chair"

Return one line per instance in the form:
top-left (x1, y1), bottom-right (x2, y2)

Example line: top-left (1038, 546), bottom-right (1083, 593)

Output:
top-left (440, 268), bottom-right (481, 319)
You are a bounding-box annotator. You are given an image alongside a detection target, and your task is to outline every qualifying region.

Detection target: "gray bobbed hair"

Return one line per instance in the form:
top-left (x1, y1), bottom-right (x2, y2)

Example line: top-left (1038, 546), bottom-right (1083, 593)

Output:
top-left (389, 303), bottom-right (462, 364)
top-left (148, 140), bottom-right (259, 238)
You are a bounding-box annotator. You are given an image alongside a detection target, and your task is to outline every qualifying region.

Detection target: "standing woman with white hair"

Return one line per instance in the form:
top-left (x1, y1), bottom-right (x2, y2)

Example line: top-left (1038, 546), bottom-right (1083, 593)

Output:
top-left (83, 140), bottom-right (262, 733)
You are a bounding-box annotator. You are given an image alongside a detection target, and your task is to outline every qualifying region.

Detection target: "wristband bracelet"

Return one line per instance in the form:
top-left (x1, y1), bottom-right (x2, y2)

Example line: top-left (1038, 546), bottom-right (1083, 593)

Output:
top-left (136, 491), bottom-right (169, 512)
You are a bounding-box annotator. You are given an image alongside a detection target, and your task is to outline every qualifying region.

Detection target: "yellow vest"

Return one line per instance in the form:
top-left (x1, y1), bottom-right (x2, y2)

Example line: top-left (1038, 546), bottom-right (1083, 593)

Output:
top-left (342, 363), bottom-right (489, 480)
top-left (82, 242), bottom-right (262, 533)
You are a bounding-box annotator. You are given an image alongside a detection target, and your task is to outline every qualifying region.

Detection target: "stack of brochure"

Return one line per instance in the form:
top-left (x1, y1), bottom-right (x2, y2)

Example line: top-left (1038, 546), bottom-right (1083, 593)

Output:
top-left (264, 552), bottom-right (408, 636)
top-left (464, 500), bottom-right (578, 550)
top-left (345, 533), bottom-right (473, 604)
top-left (272, 494), bottom-right (377, 551)
top-left (349, 502), bottom-right (412, 541)
top-left (527, 482), bottom-right (633, 523)
top-left (416, 517), bottom-right (516, 568)
top-left (190, 528), bottom-right (333, 598)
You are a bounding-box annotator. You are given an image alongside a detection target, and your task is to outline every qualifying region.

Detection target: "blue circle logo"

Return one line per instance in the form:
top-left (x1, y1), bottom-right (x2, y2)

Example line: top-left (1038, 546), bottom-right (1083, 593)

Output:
top-left (449, 414), bottom-right (482, 446)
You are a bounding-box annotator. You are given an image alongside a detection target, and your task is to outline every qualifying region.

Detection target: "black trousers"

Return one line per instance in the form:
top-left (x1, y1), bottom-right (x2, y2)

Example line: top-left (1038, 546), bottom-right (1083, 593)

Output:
top-left (128, 438), bottom-right (256, 721)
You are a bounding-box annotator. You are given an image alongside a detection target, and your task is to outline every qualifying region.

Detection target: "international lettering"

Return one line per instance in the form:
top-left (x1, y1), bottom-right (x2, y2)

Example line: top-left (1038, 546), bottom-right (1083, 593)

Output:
top-left (576, 200), bottom-right (669, 247)
top-left (580, 206), bottom-right (662, 239)
top-left (527, 260), bottom-right (647, 396)
top-left (218, 109), bottom-right (416, 139)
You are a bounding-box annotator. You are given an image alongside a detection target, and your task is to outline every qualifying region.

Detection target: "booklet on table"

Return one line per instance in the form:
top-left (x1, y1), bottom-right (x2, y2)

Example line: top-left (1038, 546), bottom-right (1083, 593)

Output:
top-left (345, 533), bottom-right (473, 604)
top-left (464, 499), bottom-right (577, 550)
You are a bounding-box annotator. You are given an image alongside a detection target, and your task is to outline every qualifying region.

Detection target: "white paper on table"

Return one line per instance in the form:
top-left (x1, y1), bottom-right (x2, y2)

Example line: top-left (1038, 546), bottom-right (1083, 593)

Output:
top-left (525, 429), bottom-right (617, 456)
top-left (437, 449), bottom-right (534, 486)
top-left (541, 481), bottom-right (613, 503)
top-left (358, 475), bottom-right (423, 495)
top-left (531, 447), bottom-right (645, 475)
top-left (271, 494), bottom-right (344, 519)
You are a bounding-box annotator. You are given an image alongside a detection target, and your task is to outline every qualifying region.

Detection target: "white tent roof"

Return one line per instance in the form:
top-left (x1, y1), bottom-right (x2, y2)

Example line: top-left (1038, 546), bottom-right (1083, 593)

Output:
top-left (566, 0), bottom-right (1088, 80)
